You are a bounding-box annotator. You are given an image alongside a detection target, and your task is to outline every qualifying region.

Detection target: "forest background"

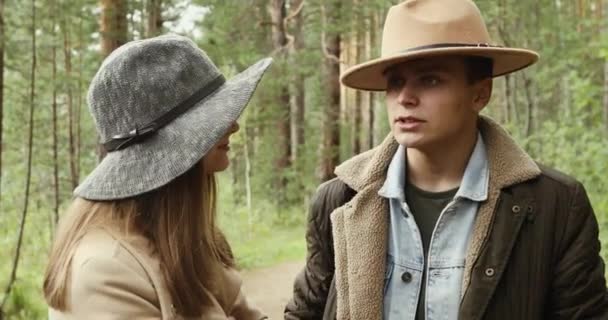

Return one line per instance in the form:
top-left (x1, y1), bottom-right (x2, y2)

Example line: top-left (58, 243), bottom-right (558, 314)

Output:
top-left (0, 0), bottom-right (607, 318)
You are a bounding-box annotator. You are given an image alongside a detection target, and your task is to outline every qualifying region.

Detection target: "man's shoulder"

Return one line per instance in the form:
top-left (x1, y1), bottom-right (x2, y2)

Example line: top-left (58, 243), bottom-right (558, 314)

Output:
top-left (311, 178), bottom-right (357, 218)
top-left (315, 177), bottom-right (355, 203)
top-left (508, 162), bottom-right (587, 206)
top-left (534, 163), bottom-right (583, 190)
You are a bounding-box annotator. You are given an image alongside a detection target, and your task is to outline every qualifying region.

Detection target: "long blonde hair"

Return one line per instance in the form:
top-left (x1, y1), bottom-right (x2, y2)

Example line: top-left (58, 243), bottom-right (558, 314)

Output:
top-left (43, 161), bottom-right (234, 317)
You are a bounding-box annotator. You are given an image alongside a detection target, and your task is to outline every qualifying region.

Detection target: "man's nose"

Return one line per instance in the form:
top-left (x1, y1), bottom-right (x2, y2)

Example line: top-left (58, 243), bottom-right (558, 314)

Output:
top-left (396, 84), bottom-right (419, 107)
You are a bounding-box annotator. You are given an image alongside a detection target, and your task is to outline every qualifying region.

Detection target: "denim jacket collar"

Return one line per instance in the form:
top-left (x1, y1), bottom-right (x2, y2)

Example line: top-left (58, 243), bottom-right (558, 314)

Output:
top-left (378, 132), bottom-right (489, 203)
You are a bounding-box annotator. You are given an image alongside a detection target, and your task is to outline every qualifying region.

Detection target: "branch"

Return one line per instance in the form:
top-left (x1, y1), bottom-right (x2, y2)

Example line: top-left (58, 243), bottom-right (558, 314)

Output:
top-left (270, 35), bottom-right (294, 56)
top-left (285, 0), bottom-right (305, 22)
top-left (320, 2), bottom-right (341, 63)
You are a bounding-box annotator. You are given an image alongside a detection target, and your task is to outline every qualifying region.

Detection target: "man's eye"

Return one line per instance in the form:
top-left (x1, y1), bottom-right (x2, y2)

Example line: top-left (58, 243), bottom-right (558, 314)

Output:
top-left (420, 76), bottom-right (440, 86)
top-left (387, 77), bottom-right (404, 89)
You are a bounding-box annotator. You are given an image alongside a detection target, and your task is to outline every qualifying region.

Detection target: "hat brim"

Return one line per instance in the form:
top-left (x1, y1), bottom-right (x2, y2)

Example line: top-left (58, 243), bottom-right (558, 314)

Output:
top-left (74, 57), bottom-right (273, 200)
top-left (341, 47), bottom-right (539, 91)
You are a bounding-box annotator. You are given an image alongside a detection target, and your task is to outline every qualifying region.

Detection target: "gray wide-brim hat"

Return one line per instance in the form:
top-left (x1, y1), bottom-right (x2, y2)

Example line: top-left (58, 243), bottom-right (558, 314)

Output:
top-left (74, 35), bottom-right (272, 200)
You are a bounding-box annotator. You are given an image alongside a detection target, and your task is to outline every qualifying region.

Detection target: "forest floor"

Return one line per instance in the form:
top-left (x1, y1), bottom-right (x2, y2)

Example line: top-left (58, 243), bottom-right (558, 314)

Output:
top-left (241, 260), bottom-right (305, 320)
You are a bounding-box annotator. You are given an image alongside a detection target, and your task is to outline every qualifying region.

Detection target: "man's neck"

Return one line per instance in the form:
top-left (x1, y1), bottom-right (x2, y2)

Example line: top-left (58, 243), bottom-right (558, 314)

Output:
top-left (406, 129), bottom-right (478, 193)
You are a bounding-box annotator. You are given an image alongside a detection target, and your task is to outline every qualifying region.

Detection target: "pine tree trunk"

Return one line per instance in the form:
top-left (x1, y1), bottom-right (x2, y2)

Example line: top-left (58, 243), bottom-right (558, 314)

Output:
top-left (99, 0), bottom-right (127, 160)
top-left (61, 19), bottom-right (79, 189)
top-left (0, 0), bottom-right (4, 210)
top-left (351, 5), bottom-right (363, 155)
top-left (0, 0), bottom-right (36, 314)
top-left (319, 1), bottom-right (341, 182)
top-left (603, 0), bottom-right (608, 135)
top-left (291, 0), bottom-right (305, 161)
top-left (604, 58), bottom-right (608, 133)
top-left (268, 0), bottom-right (291, 198)
top-left (522, 73), bottom-right (535, 137)
top-left (361, 12), bottom-right (374, 151)
top-left (52, 0), bottom-right (60, 226)
top-left (76, 16), bottom-right (84, 179)
top-left (147, 0), bottom-right (162, 37)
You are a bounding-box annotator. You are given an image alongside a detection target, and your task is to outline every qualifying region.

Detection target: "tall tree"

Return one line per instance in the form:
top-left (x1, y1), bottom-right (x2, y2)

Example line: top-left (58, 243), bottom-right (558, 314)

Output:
top-left (61, 14), bottom-right (79, 189)
top-left (52, 0), bottom-right (60, 226)
top-left (366, 11), bottom-right (378, 150)
top-left (351, 1), bottom-right (363, 155)
top-left (289, 0), bottom-right (305, 161)
top-left (268, 0), bottom-right (292, 196)
top-left (99, 0), bottom-right (127, 160)
top-left (603, 0), bottom-right (608, 134)
top-left (319, 0), bottom-right (341, 182)
top-left (147, 0), bottom-right (162, 37)
top-left (0, 0), bottom-right (36, 315)
top-left (604, 57), bottom-right (608, 132)
top-left (0, 0), bottom-right (4, 210)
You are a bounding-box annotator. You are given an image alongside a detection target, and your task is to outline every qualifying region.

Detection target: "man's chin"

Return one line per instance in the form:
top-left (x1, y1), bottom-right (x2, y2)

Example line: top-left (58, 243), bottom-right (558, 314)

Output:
top-left (394, 132), bottom-right (426, 148)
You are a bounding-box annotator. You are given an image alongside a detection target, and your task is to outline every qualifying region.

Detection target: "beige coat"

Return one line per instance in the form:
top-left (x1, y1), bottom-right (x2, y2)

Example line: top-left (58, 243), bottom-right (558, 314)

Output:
top-left (49, 227), bottom-right (265, 320)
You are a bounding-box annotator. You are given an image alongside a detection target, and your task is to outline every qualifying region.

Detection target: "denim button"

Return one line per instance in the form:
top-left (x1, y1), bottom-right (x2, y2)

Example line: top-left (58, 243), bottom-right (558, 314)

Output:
top-left (401, 271), bottom-right (413, 283)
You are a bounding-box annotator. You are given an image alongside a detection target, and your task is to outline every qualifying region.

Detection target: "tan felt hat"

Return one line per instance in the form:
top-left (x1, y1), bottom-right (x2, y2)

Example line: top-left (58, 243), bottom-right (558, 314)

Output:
top-left (340, 0), bottom-right (539, 91)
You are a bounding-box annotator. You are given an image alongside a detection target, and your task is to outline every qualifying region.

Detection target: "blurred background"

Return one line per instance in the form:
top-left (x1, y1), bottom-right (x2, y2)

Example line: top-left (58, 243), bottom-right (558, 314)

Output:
top-left (0, 0), bottom-right (607, 318)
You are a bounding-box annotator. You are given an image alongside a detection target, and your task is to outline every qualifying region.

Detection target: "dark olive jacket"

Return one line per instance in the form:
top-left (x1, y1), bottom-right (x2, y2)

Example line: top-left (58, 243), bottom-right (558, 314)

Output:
top-left (285, 116), bottom-right (608, 320)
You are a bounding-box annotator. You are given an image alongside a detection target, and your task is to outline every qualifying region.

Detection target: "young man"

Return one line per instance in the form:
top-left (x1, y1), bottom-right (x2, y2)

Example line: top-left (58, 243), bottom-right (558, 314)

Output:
top-left (285, 0), bottom-right (608, 319)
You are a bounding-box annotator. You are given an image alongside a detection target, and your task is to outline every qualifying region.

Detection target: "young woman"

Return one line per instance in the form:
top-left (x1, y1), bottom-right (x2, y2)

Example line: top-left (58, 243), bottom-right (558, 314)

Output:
top-left (43, 35), bottom-right (272, 319)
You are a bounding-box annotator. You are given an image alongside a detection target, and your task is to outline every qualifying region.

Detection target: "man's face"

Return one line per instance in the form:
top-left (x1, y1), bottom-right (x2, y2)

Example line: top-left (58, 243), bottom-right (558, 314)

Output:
top-left (384, 56), bottom-right (491, 150)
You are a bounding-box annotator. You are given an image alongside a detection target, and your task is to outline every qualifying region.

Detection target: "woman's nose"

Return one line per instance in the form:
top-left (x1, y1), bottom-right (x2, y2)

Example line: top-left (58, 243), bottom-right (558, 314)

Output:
top-left (229, 122), bottom-right (240, 134)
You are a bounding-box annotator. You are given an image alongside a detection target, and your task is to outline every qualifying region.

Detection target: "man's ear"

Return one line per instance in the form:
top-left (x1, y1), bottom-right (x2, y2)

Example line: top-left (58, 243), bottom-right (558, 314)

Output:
top-left (472, 78), bottom-right (493, 112)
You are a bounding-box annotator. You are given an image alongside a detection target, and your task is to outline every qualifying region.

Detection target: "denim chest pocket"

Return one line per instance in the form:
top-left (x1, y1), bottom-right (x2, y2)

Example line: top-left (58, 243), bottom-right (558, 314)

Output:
top-left (383, 255), bottom-right (423, 320)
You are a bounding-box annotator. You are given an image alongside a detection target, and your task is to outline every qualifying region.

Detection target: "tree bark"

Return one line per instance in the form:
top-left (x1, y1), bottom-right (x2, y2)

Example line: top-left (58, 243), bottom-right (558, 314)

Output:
top-left (319, 1), bottom-right (341, 183)
top-left (522, 72), bottom-right (535, 137)
top-left (77, 15), bottom-right (84, 180)
top-left (52, 0), bottom-right (60, 227)
top-left (351, 4), bottom-right (363, 155)
top-left (361, 12), bottom-right (375, 151)
top-left (0, 0), bottom-right (36, 314)
top-left (268, 0), bottom-right (292, 197)
top-left (0, 0), bottom-right (4, 211)
top-left (291, 0), bottom-right (305, 161)
top-left (604, 57), bottom-right (608, 134)
top-left (61, 17), bottom-right (79, 190)
top-left (147, 0), bottom-right (162, 37)
top-left (504, 74), bottom-right (513, 123)
top-left (99, 0), bottom-right (127, 160)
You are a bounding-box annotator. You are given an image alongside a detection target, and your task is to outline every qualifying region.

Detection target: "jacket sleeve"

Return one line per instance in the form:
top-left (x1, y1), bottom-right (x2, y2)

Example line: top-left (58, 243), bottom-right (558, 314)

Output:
top-left (63, 255), bottom-right (161, 319)
top-left (285, 179), bottom-right (352, 320)
top-left (550, 182), bottom-right (608, 319)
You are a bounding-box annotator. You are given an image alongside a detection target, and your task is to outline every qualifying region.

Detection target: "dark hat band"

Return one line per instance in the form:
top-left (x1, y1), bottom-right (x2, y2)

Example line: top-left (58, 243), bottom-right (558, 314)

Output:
top-left (400, 42), bottom-right (504, 53)
top-left (103, 74), bottom-right (226, 152)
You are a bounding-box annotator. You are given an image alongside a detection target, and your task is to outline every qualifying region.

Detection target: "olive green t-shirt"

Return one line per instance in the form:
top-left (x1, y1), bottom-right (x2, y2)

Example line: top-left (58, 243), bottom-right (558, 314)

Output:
top-left (405, 183), bottom-right (458, 320)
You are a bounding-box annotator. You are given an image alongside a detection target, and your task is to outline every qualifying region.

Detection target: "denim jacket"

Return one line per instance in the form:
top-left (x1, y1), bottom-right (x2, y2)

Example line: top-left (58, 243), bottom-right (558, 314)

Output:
top-left (379, 133), bottom-right (489, 320)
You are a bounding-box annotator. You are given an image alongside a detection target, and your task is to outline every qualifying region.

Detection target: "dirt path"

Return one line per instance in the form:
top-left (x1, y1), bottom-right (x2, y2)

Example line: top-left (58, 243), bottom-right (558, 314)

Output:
top-left (241, 260), bottom-right (304, 320)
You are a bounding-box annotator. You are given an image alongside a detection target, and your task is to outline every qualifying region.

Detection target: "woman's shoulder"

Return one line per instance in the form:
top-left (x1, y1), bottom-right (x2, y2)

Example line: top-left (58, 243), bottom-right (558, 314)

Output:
top-left (71, 227), bottom-right (155, 282)
top-left (71, 228), bottom-right (158, 289)
top-left (62, 228), bottom-right (161, 316)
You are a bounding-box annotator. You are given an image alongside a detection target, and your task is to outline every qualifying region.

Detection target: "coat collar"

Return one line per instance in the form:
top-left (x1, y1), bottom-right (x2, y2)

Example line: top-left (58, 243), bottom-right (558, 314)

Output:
top-left (335, 116), bottom-right (540, 193)
top-left (330, 116), bottom-right (542, 319)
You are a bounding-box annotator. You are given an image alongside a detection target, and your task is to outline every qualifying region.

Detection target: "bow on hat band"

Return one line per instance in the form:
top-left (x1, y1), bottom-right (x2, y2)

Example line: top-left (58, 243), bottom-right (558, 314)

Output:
top-left (103, 74), bottom-right (226, 152)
